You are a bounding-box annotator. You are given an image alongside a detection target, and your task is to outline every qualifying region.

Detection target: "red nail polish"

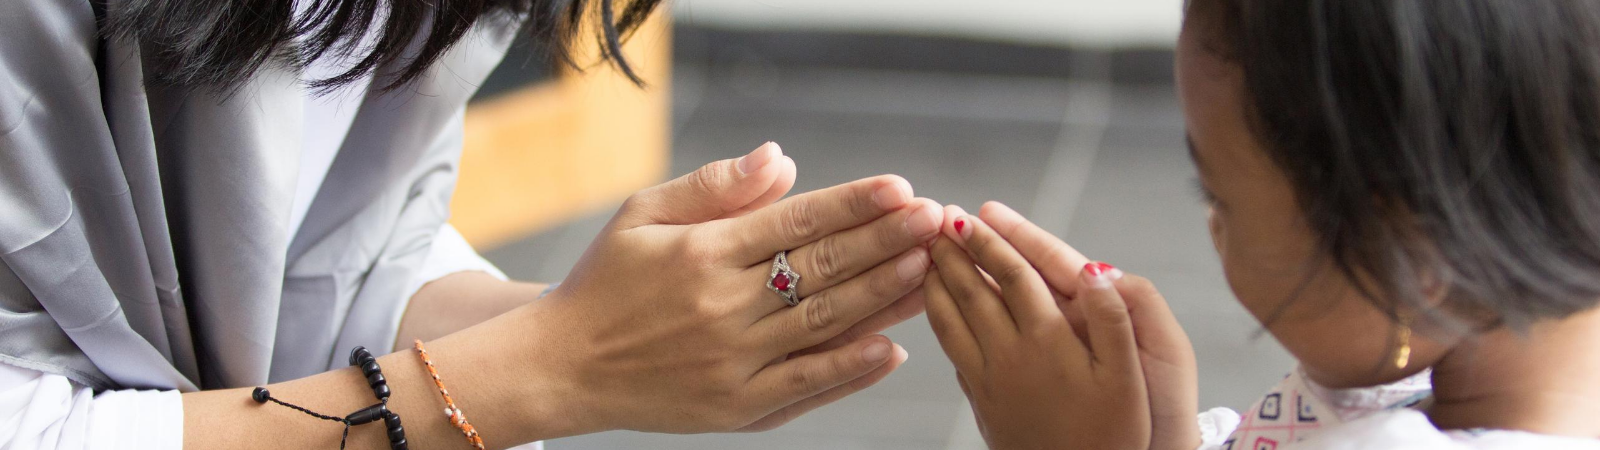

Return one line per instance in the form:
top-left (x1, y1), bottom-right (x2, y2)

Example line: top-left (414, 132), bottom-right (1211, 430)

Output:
top-left (954, 219), bottom-right (966, 234)
top-left (1084, 262), bottom-right (1116, 277)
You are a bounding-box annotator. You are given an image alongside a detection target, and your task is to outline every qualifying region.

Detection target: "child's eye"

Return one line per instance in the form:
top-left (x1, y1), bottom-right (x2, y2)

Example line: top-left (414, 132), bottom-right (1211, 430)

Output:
top-left (1191, 177), bottom-right (1221, 207)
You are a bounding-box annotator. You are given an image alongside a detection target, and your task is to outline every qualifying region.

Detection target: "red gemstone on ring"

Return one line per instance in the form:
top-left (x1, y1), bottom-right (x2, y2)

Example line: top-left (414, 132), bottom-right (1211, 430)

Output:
top-left (774, 273), bottom-right (792, 291)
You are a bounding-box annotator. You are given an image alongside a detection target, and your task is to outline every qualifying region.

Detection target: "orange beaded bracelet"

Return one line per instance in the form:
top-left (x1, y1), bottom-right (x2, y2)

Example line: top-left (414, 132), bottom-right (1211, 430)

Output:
top-left (414, 339), bottom-right (486, 449)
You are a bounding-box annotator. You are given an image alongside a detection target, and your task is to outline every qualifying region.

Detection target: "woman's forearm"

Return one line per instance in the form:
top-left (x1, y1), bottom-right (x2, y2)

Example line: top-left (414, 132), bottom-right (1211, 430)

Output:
top-left (395, 271), bottom-right (547, 351)
top-left (183, 301), bottom-right (593, 449)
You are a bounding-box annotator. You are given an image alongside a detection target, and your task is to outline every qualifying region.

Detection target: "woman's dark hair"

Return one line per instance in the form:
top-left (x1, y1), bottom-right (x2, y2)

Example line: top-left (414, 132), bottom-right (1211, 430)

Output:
top-left (1191, 0), bottom-right (1600, 330)
top-left (105, 0), bottom-right (662, 91)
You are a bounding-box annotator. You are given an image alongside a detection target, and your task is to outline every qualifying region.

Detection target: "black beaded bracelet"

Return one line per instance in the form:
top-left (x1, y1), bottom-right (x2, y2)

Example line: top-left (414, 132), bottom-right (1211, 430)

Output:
top-left (349, 346), bottom-right (393, 402)
top-left (249, 346), bottom-right (408, 450)
top-left (349, 346), bottom-right (407, 450)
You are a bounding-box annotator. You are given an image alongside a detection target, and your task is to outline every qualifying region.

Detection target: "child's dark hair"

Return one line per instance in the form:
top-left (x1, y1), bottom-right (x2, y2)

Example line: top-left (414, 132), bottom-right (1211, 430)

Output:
top-left (1190, 0), bottom-right (1600, 331)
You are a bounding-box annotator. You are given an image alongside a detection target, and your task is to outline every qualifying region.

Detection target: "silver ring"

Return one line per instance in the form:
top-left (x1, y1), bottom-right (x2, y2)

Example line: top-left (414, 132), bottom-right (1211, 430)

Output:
top-left (767, 251), bottom-right (802, 306)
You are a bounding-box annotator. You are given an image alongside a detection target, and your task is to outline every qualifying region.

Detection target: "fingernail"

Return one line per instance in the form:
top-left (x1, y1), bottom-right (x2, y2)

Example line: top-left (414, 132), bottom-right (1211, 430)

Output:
top-left (737, 142), bottom-right (780, 174)
top-left (896, 248), bottom-right (930, 282)
top-left (905, 204), bottom-right (940, 238)
top-left (1081, 261), bottom-right (1123, 289)
top-left (873, 179), bottom-right (912, 210)
top-left (954, 216), bottom-right (973, 240)
top-left (985, 201), bottom-right (1020, 222)
top-left (862, 341), bottom-right (892, 363)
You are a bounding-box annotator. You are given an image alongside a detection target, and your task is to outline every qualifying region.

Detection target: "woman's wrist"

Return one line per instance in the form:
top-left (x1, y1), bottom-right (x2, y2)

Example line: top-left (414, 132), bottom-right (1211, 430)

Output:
top-left (391, 273), bottom-right (612, 445)
top-left (417, 297), bottom-right (605, 447)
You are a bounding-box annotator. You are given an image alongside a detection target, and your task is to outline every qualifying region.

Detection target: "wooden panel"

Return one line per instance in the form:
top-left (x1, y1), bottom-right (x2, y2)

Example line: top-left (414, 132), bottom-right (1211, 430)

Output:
top-left (450, 15), bottom-right (672, 249)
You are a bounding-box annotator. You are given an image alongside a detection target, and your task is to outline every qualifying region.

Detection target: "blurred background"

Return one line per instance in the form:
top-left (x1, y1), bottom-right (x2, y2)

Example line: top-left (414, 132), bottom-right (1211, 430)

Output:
top-left (450, 1), bottom-right (1297, 448)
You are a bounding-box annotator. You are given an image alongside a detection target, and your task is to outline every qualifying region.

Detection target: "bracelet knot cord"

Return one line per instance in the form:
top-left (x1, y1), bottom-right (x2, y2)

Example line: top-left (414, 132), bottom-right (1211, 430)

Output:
top-left (249, 346), bottom-right (408, 450)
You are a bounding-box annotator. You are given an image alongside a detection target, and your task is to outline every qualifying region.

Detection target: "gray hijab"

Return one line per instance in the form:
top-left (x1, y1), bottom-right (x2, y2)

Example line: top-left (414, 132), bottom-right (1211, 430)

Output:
top-left (0, 0), bottom-right (517, 391)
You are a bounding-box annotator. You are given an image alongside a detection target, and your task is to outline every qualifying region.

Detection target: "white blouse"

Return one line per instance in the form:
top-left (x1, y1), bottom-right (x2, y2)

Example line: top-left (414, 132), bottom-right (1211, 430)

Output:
top-left (0, 30), bottom-right (513, 448)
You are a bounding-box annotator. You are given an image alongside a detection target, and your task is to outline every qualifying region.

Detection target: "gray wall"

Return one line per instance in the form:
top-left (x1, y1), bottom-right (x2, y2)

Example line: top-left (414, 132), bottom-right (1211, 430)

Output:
top-left (673, 0), bottom-right (1184, 49)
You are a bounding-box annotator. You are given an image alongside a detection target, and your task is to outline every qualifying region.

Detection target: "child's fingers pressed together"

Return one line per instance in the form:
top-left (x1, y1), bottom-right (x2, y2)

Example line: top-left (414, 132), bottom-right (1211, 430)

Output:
top-left (1074, 262), bottom-right (1142, 374)
top-left (948, 214), bottom-right (1066, 332)
top-left (921, 268), bottom-right (982, 373)
top-left (976, 201), bottom-right (1093, 296)
top-left (928, 238), bottom-right (1016, 341)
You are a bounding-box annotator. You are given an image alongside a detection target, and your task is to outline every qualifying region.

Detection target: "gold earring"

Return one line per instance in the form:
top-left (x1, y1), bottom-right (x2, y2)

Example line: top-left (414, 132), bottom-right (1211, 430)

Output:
top-left (1392, 314), bottom-right (1413, 369)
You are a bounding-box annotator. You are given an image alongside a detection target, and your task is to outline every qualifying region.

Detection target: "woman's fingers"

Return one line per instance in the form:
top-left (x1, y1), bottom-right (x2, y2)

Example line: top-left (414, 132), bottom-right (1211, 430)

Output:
top-left (1076, 262), bottom-right (1140, 373)
top-left (720, 155), bottom-right (799, 220)
top-left (756, 247), bottom-right (930, 353)
top-left (923, 269), bottom-right (983, 372)
top-left (614, 142), bottom-right (789, 229)
top-left (748, 335), bottom-right (898, 413)
top-left (723, 175), bottom-right (914, 263)
top-left (947, 214), bottom-right (1064, 331)
top-left (738, 343), bottom-right (907, 432)
top-left (768, 198), bottom-right (942, 300)
top-left (928, 238), bottom-right (1017, 345)
top-left (790, 290), bottom-right (927, 357)
top-left (978, 201), bottom-right (1092, 296)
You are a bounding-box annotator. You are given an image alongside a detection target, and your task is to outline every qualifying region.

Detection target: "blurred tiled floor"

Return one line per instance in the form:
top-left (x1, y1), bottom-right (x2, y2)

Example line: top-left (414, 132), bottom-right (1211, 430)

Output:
top-left (481, 28), bottom-right (1296, 450)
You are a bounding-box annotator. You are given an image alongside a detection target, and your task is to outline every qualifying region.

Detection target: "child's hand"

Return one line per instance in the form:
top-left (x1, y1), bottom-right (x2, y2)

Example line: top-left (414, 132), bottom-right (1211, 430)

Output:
top-left (969, 202), bottom-right (1201, 450)
top-left (923, 203), bottom-right (1199, 450)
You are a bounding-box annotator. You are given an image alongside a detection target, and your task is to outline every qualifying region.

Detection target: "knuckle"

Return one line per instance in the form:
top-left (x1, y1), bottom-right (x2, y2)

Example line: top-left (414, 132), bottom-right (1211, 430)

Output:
top-left (809, 237), bottom-right (848, 282)
top-left (620, 192), bottom-right (647, 212)
top-left (851, 180), bottom-right (887, 217)
top-left (686, 163), bottom-right (726, 197)
top-left (703, 373), bottom-right (747, 412)
top-left (930, 238), bottom-right (964, 262)
top-left (619, 191), bottom-right (661, 220)
top-left (869, 265), bottom-right (909, 298)
top-left (674, 230), bottom-right (726, 267)
top-left (801, 293), bottom-right (839, 333)
top-left (1089, 295), bottom-right (1132, 324)
top-left (706, 407), bottom-right (748, 431)
top-left (1122, 274), bottom-right (1159, 295)
top-left (710, 362), bottom-right (747, 390)
top-left (1024, 321), bottom-right (1065, 342)
top-left (831, 324), bottom-right (864, 346)
top-left (993, 263), bottom-right (1035, 291)
top-left (872, 218), bottom-right (909, 252)
top-left (787, 365), bottom-right (825, 393)
top-left (944, 276), bottom-right (983, 303)
top-left (779, 200), bottom-right (822, 243)
top-left (1038, 243), bottom-right (1074, 272)
top-left (695, 299), bottom-right (736, 321)
top-left (742, 417), bottom-right (782, 433)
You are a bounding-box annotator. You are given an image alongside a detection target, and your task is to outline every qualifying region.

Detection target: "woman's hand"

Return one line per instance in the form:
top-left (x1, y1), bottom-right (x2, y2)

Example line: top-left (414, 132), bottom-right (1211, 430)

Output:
top-left (513, 143), bottom-right (943, 436)
top-left (922, 204), bottom-right (1200, 450)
